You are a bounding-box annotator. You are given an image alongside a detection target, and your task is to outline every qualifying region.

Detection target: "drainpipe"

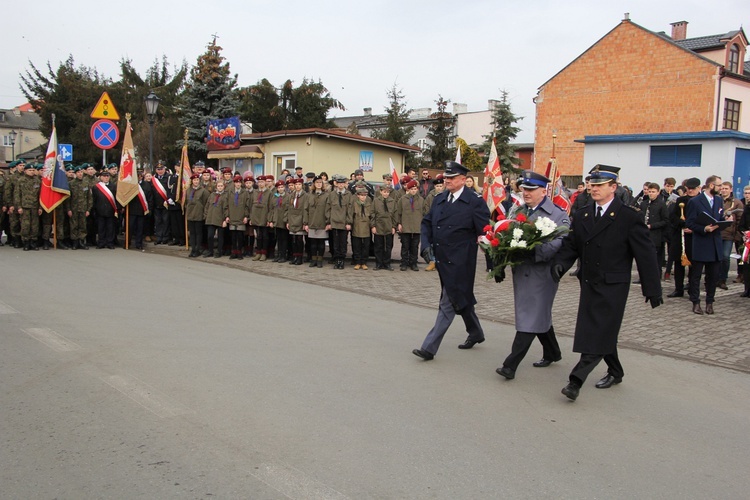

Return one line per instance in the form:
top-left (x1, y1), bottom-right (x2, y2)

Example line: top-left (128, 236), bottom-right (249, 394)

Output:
top-left (714, 67), bottom-right (726, 131)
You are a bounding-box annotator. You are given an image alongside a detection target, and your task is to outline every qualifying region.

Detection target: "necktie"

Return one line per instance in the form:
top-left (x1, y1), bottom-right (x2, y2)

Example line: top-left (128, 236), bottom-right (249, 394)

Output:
top-left (595, 205), bottom-right (602, 221)
top-left (383, 199), bottom-right (389, 212)
top-left (338, 192), bottom-right (343, 207)
top-left (448, 193), bottom-right (454, 204)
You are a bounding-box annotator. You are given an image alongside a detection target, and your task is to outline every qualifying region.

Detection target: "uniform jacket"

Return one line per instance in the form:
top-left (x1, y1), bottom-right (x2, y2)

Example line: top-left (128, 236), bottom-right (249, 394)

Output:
top-left (69, 177), bottom-right (93, 213)
top-left (327, 189), bottom-right (353, 229)
top-left (685, 192), bottom-right (723, 262)
top-left (222, 188), bottom-right (251, 225)
top-left (250, 188), bottom-right (273, 226)
top-left (286, 191), bottom-right (307, 232)
top-left (270, 191), bottom-right (289, 228)
top-left (421, 188), bottom-right (490, 312)
top-left (510, 197), bottom-right (570, 333)
top-left (204, 190), bottom-right (226, 226)
top-left (184, 186), bottom-right (209, 221)
top-left (15, 174), bottom-right (41, 209)
top-left (92, 182), bottom-right (118, 217)
top-left (306, 191), bottom-right (329, 230)
top-left (396, 194), bottom-right (425, 233)
top-left (371, 196), bottom-right (396, 235)
top-left (126, 180), bottom-right (153, 217)
top-left (552, 196), bottom-right (661, 354)
top-left (351, 197), bottom-right (372, 238)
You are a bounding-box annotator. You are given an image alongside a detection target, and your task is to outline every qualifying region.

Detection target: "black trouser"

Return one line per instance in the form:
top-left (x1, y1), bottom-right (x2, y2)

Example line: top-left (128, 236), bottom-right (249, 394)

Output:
top-left (569, 350), bottom-right (623, 388)
top-left (332, 228), bottom-right (348, 260)
top-left (129, 214), bottom-right (144, 248)
top-left (168, 209), bottom-right (184, 244)
top-left (96, 215), bottom-right (116, 247)
top-left (292, 234), bottom-right (305, 258)
top-left (154, 209), bottom-right (169, 243)
top-left (400, 233), bottom-right (419, 267)
top-left (255, 225), bottom-right (269, 255)
top-left (351, 236), bottom-right (370, 265)
top-left (188, 220), bottom-right (204, 251)
top-left (207, 225), bottom-right (224, 255)
top-left (502, 326), bottom-right (562, 371)
top-left (689, 260), bottom-right (719, 304)
top-left (310, 238), bottom-right (325, 257)
top-left (374, 234), bottom-right (394, 268)
top-left (275, 227), bottom-right (289, 260)
top-left (231, 230), bottom-right (244, 254)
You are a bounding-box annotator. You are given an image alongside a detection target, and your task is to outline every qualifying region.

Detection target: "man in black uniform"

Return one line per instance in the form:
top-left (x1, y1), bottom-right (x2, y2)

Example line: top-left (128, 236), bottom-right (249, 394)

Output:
top-left (551, 164), bottom-right (662, 401)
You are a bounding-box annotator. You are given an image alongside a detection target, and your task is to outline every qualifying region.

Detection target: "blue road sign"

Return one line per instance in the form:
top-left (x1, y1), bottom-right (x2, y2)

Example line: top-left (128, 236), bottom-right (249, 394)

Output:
top-left (90, 119), bottom-right (119, 150)
top-left (59, 144), bottom-right (73, 161)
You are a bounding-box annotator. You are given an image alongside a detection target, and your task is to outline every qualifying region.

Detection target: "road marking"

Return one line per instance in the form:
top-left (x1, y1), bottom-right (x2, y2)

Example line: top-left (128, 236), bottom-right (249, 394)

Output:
top-left (22, 327), bottom-right (80, 352)
top-left (101, 374), bottom-right (190, 419)
top-left (0, 300), bottom-right (19, 314)
top-left (252, 462), bottom-right (350, 500)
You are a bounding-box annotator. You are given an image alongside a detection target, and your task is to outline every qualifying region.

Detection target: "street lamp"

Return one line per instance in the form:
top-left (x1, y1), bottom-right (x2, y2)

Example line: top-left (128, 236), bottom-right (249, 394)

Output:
top-left (144, 91), bottom-right (161, 170)
top-left (9, 129), bottom-right (17, 161)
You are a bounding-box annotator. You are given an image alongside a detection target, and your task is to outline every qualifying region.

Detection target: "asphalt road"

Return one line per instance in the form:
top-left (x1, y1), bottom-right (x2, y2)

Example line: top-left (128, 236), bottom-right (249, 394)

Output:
top-left (1, 250), bottom-right (749, 499)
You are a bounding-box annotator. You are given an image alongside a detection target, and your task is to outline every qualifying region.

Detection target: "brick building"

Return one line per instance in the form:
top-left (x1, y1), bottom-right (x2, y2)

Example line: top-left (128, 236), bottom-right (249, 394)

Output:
top-left (533, 15), bottom-right (750, 185)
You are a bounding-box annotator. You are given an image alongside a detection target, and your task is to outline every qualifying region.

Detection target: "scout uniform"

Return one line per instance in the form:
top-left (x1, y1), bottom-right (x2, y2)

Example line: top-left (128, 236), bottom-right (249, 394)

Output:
top-left (327, 174), bottom-right (353, 269)
top-left (372, 185), bottom-right (397, 270)
top-left (305, 178), bottom-right (329, 268)
top-left (250, 176), bottom-right (273, 261)
top-left (185, 174), bottom-right (209, 257)
top-left (396, 180), bottom-right (425, 271)
top-left (222, 175), bottom-right (251, 259)
top-left (270, 180), bottom-right (290, 262)
top-left (203, 182), bottom-right (227, 258)
top-left (351, 186), bottom-right (372, 269)
top-left (286, 178), bottom-right (308, 265)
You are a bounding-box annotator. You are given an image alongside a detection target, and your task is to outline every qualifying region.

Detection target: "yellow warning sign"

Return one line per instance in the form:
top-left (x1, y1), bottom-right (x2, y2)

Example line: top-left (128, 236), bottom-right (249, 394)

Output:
top-left (90, 92), bottom-right (120, 120)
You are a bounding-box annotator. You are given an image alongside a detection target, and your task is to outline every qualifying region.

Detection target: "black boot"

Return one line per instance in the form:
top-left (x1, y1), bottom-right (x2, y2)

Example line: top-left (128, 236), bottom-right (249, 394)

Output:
top-left (14, 236), bottom-right (22, 248)
top-left (23, 241), bottom-right (31, 251)
top-left (80, 239), bottom-right (89, 250)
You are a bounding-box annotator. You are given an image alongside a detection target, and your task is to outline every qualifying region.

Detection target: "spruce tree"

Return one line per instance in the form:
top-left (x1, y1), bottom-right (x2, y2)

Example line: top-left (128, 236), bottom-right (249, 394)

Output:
top-left (178, 36), bottom-right (239, 157)
top-left (483, 90), bottom-right (523, 176)
top-left (371, 84), bottom-right (414, 145)
top-left (425, 95), bottom-right (454, 168)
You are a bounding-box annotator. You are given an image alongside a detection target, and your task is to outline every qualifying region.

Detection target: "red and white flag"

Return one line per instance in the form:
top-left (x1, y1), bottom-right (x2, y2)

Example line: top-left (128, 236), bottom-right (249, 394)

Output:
top-left (544, 158), bottom-right (571, 213)
top-left (482, 138), bottom-right (506, 216)
top-left (39, 120), bottom-right (70, 212)
top-left (389, 158), bottom-right (401, 191)
top-left (116, 117), bottom-right (138, 206)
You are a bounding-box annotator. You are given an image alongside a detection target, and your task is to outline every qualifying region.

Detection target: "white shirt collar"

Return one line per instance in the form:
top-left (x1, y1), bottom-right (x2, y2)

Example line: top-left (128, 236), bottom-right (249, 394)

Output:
top-left (596, 198), bottom-right (614, 214)
top-left (450, 186), bottom-right (464, 201)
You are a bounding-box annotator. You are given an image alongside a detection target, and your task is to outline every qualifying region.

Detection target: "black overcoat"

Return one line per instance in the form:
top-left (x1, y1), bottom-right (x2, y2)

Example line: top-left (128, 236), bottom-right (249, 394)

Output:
top-left (553, 197), bottom-right (661, 354)
top-left (421, 189), bottom-right (490, 312)
top-left (685, 193), bottom-right (723, 262)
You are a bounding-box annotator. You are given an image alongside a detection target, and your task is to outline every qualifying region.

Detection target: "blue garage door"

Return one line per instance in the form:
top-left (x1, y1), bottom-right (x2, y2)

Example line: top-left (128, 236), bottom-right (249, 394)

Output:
top-left (734, 148), bottom-right (750, 199)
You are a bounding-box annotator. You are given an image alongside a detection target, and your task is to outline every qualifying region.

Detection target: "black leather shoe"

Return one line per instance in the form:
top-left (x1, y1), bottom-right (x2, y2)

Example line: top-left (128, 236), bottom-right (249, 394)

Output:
top-left (595, 374), bottom-right (623, 389)
top-left (705, 303), bottom-right (714, 315)
top-left (496, 366), bottom-right (515, 379)
top-left (692, 303), bottom-right (704, 315)
top-left (740, 291), bottom-right (750, 298)
top-left (532, 359), bottom-right (554, 368)
top-left (561, 383), bottom-right (580, 401)
top-left (667, 290), bottom-right (684, 298)
top-left (458, 337), bottom-right (485, 349)
top-left (412, 349), bottom-right (434, 361)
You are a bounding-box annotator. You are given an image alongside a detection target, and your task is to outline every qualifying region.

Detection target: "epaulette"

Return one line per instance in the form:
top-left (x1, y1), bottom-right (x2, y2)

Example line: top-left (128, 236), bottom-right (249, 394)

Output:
top-left (624, 204), bottom-right (641, 212)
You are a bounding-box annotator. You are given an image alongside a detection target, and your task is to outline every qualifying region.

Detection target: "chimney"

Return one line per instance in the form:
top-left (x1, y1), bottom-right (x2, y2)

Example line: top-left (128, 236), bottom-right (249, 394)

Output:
top-left (670, 21), bottom-right (688, 41)
top-left (363, 107), bottom-right (372, 116)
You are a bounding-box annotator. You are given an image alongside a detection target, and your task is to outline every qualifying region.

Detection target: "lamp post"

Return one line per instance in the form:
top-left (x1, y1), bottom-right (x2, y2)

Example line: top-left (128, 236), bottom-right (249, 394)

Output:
top-left (144, 91), bottom-right (161, 170)
top-left (9, 129), bottom-right (17, 161)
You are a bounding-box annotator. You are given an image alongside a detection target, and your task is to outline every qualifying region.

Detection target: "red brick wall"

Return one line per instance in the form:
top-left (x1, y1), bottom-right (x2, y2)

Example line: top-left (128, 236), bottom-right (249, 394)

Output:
top-left (534, 20), bottom-right (719, 176)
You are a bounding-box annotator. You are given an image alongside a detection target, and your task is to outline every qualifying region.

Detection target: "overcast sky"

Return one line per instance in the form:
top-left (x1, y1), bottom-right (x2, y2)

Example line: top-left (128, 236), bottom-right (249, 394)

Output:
top-left (3, 0), bottom-right (749, 143)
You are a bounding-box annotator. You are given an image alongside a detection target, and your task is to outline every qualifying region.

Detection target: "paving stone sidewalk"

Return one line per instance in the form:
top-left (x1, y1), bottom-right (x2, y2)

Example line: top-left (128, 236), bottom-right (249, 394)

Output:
top-left (149, 242), bottom-right (750, 374)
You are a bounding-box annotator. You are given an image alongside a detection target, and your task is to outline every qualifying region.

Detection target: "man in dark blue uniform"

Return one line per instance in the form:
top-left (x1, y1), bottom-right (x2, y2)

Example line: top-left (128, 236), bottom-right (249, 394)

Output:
top-left (551, 164), bottom-right (662, 401)
top-left (413, 161), bottom-right (491, 361)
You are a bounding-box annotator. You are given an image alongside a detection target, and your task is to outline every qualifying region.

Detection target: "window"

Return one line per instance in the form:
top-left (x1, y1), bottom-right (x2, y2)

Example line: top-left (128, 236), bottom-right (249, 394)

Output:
top-left (2, 135), bottom-right (11, 146)
top-left (649, 145), bottom-right (702, 167)
top-left (728, 44), bottom-right (740, 73)
top-left (723, 99), bottom-right (740, 131)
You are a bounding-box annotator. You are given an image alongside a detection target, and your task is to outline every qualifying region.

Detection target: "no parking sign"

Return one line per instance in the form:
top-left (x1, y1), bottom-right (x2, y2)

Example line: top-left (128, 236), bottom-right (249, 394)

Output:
top-left (90, 119), bottom-right (120, 150)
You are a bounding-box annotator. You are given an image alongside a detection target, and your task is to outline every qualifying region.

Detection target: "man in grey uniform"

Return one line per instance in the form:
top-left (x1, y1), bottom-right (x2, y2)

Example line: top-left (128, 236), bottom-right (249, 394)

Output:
top-left (495, 171), bottom-right (570, 379)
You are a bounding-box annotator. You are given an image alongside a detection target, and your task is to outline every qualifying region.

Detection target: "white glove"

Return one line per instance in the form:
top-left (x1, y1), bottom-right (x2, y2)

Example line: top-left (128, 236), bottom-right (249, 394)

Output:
top-left (167, 198), bottom-right (175, 206)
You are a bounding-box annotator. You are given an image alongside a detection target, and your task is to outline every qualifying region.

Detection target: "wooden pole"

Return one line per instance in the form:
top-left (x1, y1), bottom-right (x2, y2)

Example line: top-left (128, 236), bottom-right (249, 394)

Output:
top-left (125, 205), bottom-right (130, 250)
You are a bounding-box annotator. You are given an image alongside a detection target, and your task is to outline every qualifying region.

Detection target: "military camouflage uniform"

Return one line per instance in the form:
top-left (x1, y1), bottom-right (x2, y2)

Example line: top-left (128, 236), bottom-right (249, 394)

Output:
top-left (15, 170), bottom-right (42, 249)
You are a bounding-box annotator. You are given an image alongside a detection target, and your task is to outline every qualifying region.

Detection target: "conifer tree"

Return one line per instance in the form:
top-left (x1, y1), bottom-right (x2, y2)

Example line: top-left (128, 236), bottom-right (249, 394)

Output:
top-left (425, 95), bottom-right (454, 168)
top-left (371, 84), bottom-right (414, 145)
top-left (178, 36), bottom-right (239, 157)
top-left (483, 90), bottom-right (523, 176)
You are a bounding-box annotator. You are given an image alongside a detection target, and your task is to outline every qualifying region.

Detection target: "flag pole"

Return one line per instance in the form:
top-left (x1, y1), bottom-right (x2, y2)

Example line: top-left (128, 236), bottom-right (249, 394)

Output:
top-left (53, 210), bottom-right (57, 249)
top-left (183, 129), bottom-right (189, 250)
top-left (125, 113), bottom-right (131, 250)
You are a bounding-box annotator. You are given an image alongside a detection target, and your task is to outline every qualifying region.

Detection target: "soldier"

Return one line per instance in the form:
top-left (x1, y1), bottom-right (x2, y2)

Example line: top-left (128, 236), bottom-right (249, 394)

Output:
top-left (184, 173), bottom-right (209, 257)
top-left (286, 177), bottom-right (307, 265)
top-left (15, 162), bottom-right (42, 251)
top-left (6, 160), bottom-right (26, 248)
top-left (327, 174), bottom-right (353, 269)
top-left (371, 184), bottom-right (397, 270)
top-left (68, 166), bottom-right (93, 249)
top-left (82, 163), bottom-right (99, 247)
top-left (250, 175), bottom-right (273, 261)
top-left (0, 162), bottom-right (7, 246)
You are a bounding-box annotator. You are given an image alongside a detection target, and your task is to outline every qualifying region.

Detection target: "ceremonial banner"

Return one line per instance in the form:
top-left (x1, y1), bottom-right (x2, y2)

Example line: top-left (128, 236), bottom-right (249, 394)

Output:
top-left (40, 121), bottom-right (70, 212)
top-left (116, 117), bottom-right (138, 206)
top-left (176, 142), bottom-right (192, 207)
top-left (544, 158), bottom-right (571, 213)
top-left (206, 116), bottom-right (241, 151)
top-left (455, 142), bottom-right (462, 164)
top-left (482, 138), bottom-right (506, 216)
